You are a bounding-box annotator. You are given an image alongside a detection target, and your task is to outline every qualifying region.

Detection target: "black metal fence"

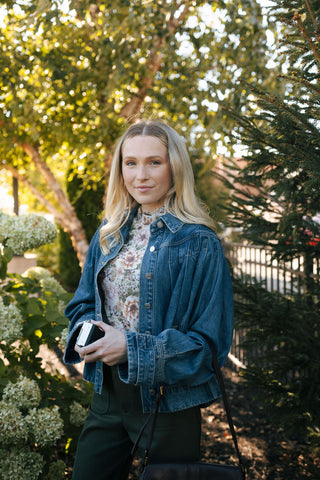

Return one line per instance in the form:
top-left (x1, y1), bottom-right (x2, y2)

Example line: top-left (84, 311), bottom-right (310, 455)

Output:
top-left (223, 242), bottom-right (320, 368)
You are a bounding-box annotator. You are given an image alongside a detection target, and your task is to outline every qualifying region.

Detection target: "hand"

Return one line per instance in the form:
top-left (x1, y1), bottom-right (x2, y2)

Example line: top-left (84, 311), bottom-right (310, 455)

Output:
top-left (74, 320), bottom-right (128, 366)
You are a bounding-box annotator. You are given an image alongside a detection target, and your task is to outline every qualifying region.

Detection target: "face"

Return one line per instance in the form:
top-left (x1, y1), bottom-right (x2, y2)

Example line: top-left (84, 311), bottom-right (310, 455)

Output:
top-left (121, 135), bottom-right (172, 212)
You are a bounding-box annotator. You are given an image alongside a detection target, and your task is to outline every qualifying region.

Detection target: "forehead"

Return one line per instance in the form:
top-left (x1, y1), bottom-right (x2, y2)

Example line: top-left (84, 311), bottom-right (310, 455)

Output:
top-left (122, 135), bottom-right (167, 157)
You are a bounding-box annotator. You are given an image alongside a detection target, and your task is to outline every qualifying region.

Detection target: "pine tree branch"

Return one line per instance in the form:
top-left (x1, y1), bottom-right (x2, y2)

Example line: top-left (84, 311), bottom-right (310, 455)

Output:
top-left (293, 11), bottom-right (320, 64)
top-left (277, 74), bottom-right (320, 95)
top-left (304, 0), bottom-right (320, 36)
top-left (266, 94), bottom-right (319, 135)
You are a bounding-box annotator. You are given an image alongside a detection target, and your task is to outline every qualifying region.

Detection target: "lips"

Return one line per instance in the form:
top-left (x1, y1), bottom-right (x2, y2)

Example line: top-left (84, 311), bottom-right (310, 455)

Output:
top-left (136, 186), bottom-right (153, 192)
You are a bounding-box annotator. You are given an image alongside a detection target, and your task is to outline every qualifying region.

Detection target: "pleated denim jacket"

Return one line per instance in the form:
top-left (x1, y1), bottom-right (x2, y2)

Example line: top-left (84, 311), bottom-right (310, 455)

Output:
top-left (63, 209), bottom-right (234, 413)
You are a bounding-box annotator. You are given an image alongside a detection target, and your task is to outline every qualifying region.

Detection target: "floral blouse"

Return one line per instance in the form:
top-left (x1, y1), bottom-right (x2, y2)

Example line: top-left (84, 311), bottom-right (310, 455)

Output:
top-left (100, 208), bottom-right (166, 332)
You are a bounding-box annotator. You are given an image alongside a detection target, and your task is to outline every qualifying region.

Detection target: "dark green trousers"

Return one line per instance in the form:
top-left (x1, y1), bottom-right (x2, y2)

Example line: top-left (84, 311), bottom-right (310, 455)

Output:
top-left (72, 367), bottom-right (201, 480)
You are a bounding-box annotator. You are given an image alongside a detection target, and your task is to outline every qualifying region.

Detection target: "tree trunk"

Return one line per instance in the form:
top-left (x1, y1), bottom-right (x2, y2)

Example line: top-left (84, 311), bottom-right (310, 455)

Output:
top-left (13, 176), bottom-right (19, 215)
top-left (11, 145), bottom-right (89, 269)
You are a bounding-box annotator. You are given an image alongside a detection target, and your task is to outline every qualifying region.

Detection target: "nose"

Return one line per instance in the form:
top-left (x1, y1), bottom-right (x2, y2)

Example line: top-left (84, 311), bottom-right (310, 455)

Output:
top-left (136, 164), bottom-right (149, 180)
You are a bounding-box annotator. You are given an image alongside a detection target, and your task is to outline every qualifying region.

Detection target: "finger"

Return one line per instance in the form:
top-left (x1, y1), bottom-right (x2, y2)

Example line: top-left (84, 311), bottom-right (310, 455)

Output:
top-left (83, 351), bottom-right (100, 363)
top-left (80, 343), bottom-right (98, 356)
top-left (91, 319), bottom-right (108, 332)
top-left (74, 344), bottom-right (84, 358)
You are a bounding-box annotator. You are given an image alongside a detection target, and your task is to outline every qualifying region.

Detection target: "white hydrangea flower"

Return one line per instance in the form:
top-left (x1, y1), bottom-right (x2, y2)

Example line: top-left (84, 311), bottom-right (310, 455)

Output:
top-left (0, 212), bottom-right (56, 255)
top-left (59, 327), bottom-right (69, 350)
top-left (24, 266), bottom-right (53, 281)
top-left (0, 297), bottom-right (23, 344)
top-left (0, 402), bottom-right (28, 446)
top-left (25, 406), bottom-right (63, 447)
top-left (24, 267), bottom-right (66, 297)
top-left (3, 375), bottom-right (41, 410)
top-left (69, 401), bottom-right (87, 427)
top-left (57, 299), bottom-right (67, 315)
top-left (0, 447), bottom-right (44, 480)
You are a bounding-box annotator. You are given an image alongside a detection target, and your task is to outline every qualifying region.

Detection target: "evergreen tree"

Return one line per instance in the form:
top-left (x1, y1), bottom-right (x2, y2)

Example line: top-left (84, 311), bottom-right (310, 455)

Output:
top-left (221, 0), bottom-right (320, 464)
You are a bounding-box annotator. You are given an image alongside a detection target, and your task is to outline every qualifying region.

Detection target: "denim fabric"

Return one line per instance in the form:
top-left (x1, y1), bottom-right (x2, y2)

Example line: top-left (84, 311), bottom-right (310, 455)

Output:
top-left (63, 208), bottom-right (234, 412)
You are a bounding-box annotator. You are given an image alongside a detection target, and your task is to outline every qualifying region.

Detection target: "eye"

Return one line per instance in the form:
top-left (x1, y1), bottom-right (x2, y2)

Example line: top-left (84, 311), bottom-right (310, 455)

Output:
top-left (124, 160), bottom-right (136, 166)
top-left (151, 160), bottom-right (161, 165)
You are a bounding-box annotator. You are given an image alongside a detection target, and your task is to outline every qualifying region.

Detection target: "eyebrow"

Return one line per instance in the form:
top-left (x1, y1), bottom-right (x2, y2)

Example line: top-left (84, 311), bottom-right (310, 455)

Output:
top-left (122, 155), bottom-right (166, 160)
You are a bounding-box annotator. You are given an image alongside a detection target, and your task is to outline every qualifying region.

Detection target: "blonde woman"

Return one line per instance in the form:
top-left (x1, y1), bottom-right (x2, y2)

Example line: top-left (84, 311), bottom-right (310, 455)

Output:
top-left (64, 119), bottom-right (234, 480)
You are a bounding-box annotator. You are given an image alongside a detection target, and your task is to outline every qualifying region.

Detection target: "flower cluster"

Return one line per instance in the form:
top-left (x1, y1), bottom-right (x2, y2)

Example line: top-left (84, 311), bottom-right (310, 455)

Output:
top-left (59, 327), bottom-right (69, 350)
top-left (57, 299), bottom-right (67, 315)
top-left (0, 212), bottom-right (57, 255)
top-left (0, 447), bottom-right (44, 480)
top-left (0, 297), bottom-right (23, 344)
top-left (24, 267), bottom-right (66, 297)
top-left (25, 406), bottom-right (63, 447)
top-left (0, 376), bottom-right (63, 450)
top-left (0, 402), bottom-right (28, 446)
top-left (69, 401), bottom-right (87, 427)
top-left (3, 375), bottom-right (41, 410)
top-left (24, 267), bottom-right (68, 316)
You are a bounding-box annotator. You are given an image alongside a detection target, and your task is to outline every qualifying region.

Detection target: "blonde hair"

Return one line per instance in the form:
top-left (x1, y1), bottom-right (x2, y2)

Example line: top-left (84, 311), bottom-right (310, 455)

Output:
top-left (100, 119), bottom-right (215, 254)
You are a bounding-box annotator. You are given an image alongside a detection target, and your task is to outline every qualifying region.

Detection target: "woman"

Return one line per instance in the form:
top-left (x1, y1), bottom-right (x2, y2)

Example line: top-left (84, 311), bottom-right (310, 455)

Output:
top-left (64, 119), bottom-right (234, 480)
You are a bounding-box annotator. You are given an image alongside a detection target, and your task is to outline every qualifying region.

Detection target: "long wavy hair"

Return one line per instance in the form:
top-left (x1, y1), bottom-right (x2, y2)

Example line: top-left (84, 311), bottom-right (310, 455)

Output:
top-left (100, 119), bottom-right (215, 254)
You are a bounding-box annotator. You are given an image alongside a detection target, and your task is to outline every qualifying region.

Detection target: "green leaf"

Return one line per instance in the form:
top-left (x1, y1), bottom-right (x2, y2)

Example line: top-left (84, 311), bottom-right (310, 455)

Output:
top-left (23, 314), bottom-right (48, 336)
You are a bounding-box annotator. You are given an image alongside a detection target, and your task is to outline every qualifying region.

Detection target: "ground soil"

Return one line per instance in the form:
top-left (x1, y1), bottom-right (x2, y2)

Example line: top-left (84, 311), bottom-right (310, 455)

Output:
top-left (198, 361), bottom-right (319, 480)
top-left (129, 360), bottom-right (319, 480)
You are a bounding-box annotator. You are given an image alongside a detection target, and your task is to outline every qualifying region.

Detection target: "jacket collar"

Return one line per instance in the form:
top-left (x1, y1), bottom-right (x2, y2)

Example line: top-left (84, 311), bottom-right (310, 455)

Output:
top-left (123, 207), bottom-right (184, 234)
top-left (161, 213), bottom-right (184, 233)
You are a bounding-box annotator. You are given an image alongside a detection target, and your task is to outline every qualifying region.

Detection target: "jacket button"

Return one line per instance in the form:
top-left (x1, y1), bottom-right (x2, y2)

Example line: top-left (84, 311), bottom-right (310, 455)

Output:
top-left (145, 273), bottom-right (152, 279)
top-left (145, 303), bottom-right (151, 309)
top-left (157, 221), bottom-right (164, 228)
top-left (150, 246), bottom-right (155, 252)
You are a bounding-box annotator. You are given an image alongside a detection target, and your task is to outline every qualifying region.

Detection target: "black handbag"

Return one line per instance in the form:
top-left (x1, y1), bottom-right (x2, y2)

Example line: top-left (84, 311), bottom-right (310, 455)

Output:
top-left (127, 333), bottom-right (246, 480)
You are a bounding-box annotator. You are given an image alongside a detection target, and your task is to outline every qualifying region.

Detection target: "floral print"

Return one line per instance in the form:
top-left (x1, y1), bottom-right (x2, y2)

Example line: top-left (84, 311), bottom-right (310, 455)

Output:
top-left (101, 208), bottom-right (166, 332)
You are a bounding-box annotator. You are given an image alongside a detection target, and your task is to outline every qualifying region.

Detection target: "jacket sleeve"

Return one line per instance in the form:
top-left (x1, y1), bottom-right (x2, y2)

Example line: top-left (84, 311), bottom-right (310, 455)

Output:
top-left (63, 226), bottom-right (103, 365)
top-left (118, 234), bottom-right (234, 387)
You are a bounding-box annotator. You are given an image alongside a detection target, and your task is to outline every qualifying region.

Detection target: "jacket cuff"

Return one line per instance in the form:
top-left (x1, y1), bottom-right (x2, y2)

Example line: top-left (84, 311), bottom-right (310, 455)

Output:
top-left (63, 320), bottom-right (85, 365)
top-left (118, 331), bottom-right (157, 386)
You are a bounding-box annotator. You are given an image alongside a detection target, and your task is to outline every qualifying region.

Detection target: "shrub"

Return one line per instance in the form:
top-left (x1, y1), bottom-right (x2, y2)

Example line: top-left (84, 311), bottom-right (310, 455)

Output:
top-left (0, 212), bottom-right (91, 479)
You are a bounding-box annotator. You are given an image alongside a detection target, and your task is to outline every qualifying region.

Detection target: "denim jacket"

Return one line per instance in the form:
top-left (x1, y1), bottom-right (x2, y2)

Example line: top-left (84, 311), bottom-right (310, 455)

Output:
top-left (63, 209), bottom-right (234, 413)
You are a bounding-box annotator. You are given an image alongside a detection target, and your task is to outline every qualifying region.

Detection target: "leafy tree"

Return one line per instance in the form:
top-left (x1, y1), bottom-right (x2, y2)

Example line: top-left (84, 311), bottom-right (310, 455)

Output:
top-left (221, 0), bottom-right (320, 463)
top-left (0, 0), bottom-right (282, 267)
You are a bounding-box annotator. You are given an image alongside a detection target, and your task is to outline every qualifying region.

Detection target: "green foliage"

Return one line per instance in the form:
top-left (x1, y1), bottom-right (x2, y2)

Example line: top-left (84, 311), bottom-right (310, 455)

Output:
top-left (0, 0), bottom-right (283, 260)
top-left (0, 213), bottom-right (91, 479)
top-left (58, 227), bottom-right (82, 291)
top-left (221, 0), bottom-right (320, 457)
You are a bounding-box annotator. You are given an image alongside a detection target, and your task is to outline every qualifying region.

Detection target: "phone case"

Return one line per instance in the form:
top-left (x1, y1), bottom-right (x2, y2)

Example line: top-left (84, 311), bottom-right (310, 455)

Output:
top-left (76, 322), bottom-right (104, 347)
